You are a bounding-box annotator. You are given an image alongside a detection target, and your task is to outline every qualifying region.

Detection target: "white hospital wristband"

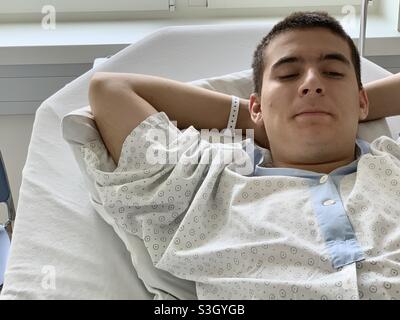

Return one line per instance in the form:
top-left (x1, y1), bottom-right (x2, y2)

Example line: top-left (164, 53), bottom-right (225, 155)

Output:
top-left (227, 95), bottom-right (240, 131)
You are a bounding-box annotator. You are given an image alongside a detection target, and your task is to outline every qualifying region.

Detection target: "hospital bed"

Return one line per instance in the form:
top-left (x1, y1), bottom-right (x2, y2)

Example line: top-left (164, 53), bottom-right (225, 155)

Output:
top-left (1, 23), bottom-right (399, 299)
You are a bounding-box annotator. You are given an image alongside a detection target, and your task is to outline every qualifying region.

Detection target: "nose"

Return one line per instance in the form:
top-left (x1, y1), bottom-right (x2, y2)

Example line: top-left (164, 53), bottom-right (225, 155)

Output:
top-left (298, 69), bottom-right (325, 97)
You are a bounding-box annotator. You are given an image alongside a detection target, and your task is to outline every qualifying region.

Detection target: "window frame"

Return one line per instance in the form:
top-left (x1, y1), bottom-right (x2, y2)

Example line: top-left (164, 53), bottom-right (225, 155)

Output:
top-left (0, 0), bottom-right (171, 13)
top-left (206, 0), bottom-right (361, 9)
top-left (1, 0), bottom-right (362, 13)
top-left (0, 0), bottom-right (368, 23)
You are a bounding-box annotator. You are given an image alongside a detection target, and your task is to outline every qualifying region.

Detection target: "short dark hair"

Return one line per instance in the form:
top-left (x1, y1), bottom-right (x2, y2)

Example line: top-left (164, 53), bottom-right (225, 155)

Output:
top-left (251, 11), bottom-right (362, 97)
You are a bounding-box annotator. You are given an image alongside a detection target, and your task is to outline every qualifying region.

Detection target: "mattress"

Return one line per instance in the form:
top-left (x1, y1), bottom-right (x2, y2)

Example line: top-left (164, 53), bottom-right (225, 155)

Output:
top-left (0, 103), bottom-right (152, 299)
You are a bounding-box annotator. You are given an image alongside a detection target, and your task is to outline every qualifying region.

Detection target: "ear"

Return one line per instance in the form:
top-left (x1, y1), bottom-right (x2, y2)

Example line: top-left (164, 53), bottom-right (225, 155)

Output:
top-left (249, 93), bottom-right (263, 125)
top-left (358, 88), bottom-right (369, 121)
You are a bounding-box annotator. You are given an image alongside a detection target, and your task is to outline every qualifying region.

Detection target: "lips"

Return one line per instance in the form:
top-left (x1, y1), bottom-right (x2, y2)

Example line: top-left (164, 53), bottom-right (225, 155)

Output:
top-left (295, 110), bottom-right (332, 117)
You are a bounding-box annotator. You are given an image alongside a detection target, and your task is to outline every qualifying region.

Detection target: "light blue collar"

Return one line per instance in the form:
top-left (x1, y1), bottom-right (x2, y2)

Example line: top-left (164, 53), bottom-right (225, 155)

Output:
top-left (252, 139), bottom-right (370, 178)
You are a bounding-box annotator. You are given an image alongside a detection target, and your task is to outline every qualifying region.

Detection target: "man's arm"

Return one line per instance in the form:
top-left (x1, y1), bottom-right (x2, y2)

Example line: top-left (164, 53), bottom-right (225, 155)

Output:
top-left (363, 72), bottom-right (400, 122)
top-left (89, 72), bottom-right (265, 164)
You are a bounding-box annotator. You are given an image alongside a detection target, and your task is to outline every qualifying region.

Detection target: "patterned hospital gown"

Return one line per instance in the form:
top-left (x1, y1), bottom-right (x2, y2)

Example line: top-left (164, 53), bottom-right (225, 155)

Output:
top-left (82, 111), bottom-right (400, 300)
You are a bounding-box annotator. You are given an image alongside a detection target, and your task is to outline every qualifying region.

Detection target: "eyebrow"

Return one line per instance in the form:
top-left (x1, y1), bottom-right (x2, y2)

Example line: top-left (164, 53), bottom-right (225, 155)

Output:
top-left (271, 52), bottom-right (351, 70)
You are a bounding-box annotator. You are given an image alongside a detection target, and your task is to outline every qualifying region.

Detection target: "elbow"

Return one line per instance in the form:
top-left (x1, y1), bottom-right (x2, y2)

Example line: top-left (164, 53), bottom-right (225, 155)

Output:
top-left (89, 72), bottom-right (112, 92)
top-left (89, 71), bottom-right (116, 96)
top-left (89, 72), bottom-right (110, 115)
top-left (89, 72), bottom-right (138, 117)
top-left (89, 72), bottom-right (127, 116)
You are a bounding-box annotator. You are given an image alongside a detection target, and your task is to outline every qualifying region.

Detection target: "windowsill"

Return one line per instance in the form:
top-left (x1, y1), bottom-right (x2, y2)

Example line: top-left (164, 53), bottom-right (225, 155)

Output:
top-left (0, 15), bottom-right (399, 65)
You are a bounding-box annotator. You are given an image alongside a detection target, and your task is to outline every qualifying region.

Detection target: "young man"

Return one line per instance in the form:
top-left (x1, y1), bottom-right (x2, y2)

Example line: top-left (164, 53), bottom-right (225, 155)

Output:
top-left (86, 12), bottom-right (400, 299)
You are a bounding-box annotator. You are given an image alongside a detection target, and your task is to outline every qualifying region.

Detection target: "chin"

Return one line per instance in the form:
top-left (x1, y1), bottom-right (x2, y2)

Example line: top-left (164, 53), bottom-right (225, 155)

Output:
top-left (298, 130), bottom-right (335, 142)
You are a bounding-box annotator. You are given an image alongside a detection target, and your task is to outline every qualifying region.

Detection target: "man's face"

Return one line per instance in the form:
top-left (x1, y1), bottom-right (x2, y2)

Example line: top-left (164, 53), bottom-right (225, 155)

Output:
top-left (250, 28), bottom-right (369, 165)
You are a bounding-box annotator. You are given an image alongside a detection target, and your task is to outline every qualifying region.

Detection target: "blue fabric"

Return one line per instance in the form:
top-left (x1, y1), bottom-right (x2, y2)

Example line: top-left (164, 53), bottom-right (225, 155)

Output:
top-left (249, 139), bottom-right (370, 269)
top-left (0, 152), bottom-right (11, 203)
top-left (0, 225), bottom-right (10, 286)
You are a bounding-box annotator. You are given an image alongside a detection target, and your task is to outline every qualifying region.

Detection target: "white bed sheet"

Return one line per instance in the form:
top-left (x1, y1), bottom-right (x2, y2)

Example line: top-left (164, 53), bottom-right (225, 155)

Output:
top-left (1, 23), bottom-right (398, 300)
top-left (0, 104), bottom-right (152, 299)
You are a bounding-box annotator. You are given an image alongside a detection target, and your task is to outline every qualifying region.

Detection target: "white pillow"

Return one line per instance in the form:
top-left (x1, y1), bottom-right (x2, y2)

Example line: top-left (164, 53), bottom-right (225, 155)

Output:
top-left (190, 69), bottom-right (253, 99)
top-left (61, 68), bottom-right (393, 299)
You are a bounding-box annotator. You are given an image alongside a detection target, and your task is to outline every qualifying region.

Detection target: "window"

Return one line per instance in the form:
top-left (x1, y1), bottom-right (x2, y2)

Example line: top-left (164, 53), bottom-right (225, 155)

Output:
top-left (0, 0), bottom-right (366, 23)
top-left (0, 0), bottom-right (171, 13)
top-left (0, 0), bottom-right (362, 13)
top-left (206, 0), bottom-right (361, 9)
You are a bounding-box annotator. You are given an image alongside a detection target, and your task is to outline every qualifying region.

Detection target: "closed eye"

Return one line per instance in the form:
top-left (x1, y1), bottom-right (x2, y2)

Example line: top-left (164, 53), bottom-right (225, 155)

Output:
top-left (324, 71), bottom-right (344, 78)
top-left (278, 74), bottom-right (299, 80)
top-left (278, 72), bottom-right (343, 80)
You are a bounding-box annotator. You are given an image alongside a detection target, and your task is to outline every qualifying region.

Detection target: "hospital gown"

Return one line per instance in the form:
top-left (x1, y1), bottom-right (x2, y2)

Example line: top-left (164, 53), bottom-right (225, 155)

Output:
top-left (82, 111), bottom-right (400, 300)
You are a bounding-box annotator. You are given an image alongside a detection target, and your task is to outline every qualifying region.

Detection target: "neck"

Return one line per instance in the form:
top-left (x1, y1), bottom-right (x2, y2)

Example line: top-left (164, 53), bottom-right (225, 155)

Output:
top-left (269, 144), bottom-right (358, 174)
top-left (271, 156), bottom-right (356, 174)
